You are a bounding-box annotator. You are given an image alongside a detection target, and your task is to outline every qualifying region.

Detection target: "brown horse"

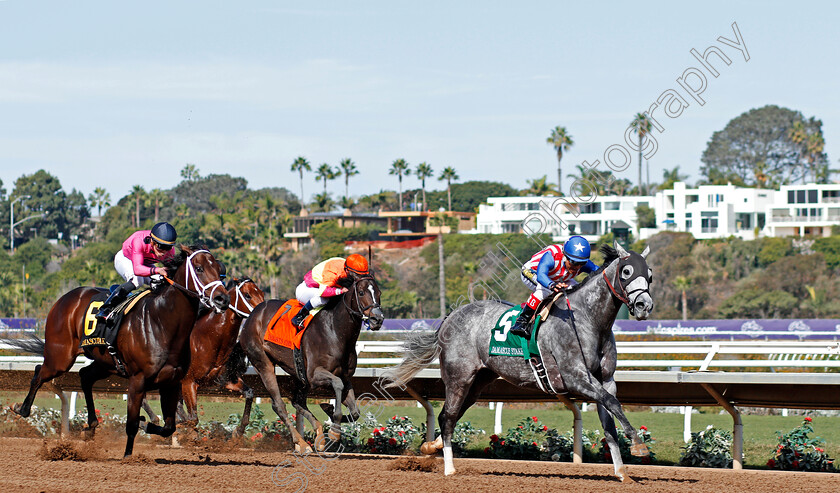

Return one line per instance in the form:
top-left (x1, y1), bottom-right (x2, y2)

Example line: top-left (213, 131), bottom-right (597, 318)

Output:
top-left (239, 272), bottom-right (384, 451)
top-left (179, 277), bottom-right (265, 430)
top-left (10, 245), bottom-right (228, 457)
top-left (141, 277), bottom-right (266, 434)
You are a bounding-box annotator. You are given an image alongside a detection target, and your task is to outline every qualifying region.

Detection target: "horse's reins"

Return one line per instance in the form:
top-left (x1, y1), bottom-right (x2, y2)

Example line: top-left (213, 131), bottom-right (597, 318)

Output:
top-left (160, 249), bottom-right (226, 313)
top-left (342, 275), bottom-right (381, 323)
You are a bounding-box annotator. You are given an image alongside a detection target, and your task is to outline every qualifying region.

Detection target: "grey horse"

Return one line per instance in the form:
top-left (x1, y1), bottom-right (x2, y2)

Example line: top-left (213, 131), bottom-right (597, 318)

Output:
top-left (383, 242), bottom-right (654, 481)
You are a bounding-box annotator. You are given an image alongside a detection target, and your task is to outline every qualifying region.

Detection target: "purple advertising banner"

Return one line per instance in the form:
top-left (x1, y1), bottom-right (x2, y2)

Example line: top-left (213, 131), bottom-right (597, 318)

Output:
top-left (380, 318), bottom-right (840, 341)
top-left (0, 318), bottom-right (39, 333)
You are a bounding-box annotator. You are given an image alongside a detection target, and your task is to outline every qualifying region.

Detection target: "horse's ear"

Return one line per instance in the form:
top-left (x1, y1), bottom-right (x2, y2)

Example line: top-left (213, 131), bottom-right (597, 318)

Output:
top-left (178, 244), bottom-right (191, 255)
top-left (641, 245), bottom-right (651, 258)
top-left (614, 241), bottom-right (629, 258)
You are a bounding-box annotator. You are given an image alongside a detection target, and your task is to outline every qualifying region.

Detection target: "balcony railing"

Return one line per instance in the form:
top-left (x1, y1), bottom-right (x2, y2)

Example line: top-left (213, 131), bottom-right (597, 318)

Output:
top-left (770, 215), bottom-right (828, 223)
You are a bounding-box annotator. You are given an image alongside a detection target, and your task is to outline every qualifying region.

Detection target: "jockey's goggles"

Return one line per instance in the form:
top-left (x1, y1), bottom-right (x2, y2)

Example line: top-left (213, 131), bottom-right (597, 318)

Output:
top-left (154, 241), bottom-right (174, 251)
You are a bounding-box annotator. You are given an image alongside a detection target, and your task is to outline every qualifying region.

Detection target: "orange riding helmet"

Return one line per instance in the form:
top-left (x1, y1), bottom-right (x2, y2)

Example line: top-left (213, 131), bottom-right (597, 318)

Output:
top-left (344, 254), bottom-right (369, 276)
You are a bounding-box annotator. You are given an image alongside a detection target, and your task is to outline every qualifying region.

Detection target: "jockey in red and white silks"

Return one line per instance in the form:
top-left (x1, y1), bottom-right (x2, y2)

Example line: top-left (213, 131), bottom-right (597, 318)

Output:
top-left (509, 235), bottom-right (598, 339)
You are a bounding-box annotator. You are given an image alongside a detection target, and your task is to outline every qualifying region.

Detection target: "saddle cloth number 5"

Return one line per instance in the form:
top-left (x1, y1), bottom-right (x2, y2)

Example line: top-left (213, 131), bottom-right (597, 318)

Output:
top-left (493, 310), bottom-right (518, 342)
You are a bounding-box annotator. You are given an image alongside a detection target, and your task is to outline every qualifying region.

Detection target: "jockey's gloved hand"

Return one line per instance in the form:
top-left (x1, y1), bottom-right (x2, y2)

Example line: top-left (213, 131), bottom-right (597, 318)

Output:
top-left (150, 274), bottom-right (165, 291)
top-left (548, 281), bottom-right (564, 292)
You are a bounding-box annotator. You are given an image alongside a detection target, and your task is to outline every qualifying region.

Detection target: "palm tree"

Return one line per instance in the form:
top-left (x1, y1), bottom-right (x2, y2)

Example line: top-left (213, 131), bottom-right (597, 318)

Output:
top-left (389, 159), bottom-right (411, 211)
top-left (438, 166), bottom-right (459, 211)
top-left (180, 163), bottom-right (200, 182)
top-left (339, 158), bottom-right (359, 200)
top-left (660, 166), bottom-right (689, 191)
top-left (87, 187), bottom-right (111, 217)
top-left (131, 185), bottom-right (146, 228)
top-left (415, 162), bottom-right (434, 211)
top-left (144, 188), bottom-right (168, 222)
top-left (630, 113), bottom-right (652, 195)
top-left (290, 157), bottom-right (312, 205)
top-left (316, 163), bottom-right (340, 195)
top-left (546, 126), bottom-right (574, 196)
top-left (673, 276), bottom-right (691, 321)
top-left (521, 175), bottom-right (557, 196)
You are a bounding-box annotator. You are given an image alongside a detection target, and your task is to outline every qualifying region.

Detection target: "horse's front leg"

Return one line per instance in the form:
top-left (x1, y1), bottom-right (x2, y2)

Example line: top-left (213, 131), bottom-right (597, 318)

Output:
top-left (309, 367), bottom-right (343, 448)
top-left (342, 385), bottom-right (360, 422)
top-left (598, 378), bottom-right (632, 483)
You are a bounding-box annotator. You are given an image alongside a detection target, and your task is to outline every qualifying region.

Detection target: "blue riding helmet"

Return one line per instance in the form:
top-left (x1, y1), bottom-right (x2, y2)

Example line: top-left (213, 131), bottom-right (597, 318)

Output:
top-left (563, 235), bottom-right (591, 263)
top-left (150, 222), bottom-right (177, 246)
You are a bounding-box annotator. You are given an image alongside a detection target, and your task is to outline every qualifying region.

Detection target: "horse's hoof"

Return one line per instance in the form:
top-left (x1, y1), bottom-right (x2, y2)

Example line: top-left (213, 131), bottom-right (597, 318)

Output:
top-left (630, 443), bottom-right (650, 457)
top-left (11, 403), bottom-right (27, 417)
top-left (444, 467), bottom-right (457, 476)
top-left (328, 428), bottom-right (341, 442)
top-left (295, 444), bottom-right (313, 454)
top-left (620, 474), bottom-right (636, 483)
top-left (314, 433), bottom-right (326, 452)
top-left (420, 441), bottom-right (439, 455)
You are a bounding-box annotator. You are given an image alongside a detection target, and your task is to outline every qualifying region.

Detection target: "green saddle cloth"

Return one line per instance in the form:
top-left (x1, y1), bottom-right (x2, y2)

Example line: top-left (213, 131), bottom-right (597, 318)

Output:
top-left (488, 305), bottom-right (543, 359)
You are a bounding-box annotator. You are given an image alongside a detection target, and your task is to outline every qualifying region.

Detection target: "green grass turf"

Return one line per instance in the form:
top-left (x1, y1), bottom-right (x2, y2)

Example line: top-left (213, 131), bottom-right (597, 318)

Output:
top-left (3, 391), bottom-right (838, 469)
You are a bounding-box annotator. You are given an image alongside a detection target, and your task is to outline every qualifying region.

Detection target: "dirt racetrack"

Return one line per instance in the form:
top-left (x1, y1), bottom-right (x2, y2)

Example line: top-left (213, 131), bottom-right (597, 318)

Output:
top-left (1, 436), bottom-right (838, 493)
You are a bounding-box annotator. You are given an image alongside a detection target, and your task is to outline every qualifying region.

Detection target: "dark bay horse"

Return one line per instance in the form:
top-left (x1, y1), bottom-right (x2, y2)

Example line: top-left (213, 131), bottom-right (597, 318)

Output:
top-left (11, 245), bottom-right (228, 457)
top-left (142, 277), bottom-right (265, 434)
top-left (383, 242), bottom-right (654, 481)
top-left (239, 272), bottom-right (384, 451)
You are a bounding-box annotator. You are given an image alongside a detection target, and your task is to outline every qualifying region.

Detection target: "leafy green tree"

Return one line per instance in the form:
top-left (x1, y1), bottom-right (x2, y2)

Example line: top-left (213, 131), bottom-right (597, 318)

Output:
top-left (88, 187), bottom-right (111, 217)
top-left (438, 166), bottom-right (459, 211)
top-left (813, 236), bottom-right (840, 269)
top-left (423, 180), bottom-right (517, 212)
top-left (11, 170), bottom-right (88, 246)
top-left (635, 204), bottom-right (656, 229)
top-left (630, 113), bottom-right (653, 194)
top-left (700, 105), bottom-right (826, 186)
top-left (180, 163), bottom-right (200, 182)
top-left (415, 162), bottom-right (434, 211)
top-left (291, 156), bottom-right (312, 205)
top-left (170, 174), bottom-right (249, 214)
top-left (389, 159), bottom-right (411, 211)
top-left (718, 289), bottom-right (798, 318)
top-left (339, 158), bottom-right (358, 200)
top-left (547, 126), bottom-right (573, 196)
top-left (757, 237), bottom-right (793, 267)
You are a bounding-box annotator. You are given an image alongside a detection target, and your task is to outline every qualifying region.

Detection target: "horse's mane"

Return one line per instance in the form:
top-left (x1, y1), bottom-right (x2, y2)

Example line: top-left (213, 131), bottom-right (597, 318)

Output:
top-left (161, 243), bottom-right (210, 277)
top-left (565, 244), bottom-right (620, 295)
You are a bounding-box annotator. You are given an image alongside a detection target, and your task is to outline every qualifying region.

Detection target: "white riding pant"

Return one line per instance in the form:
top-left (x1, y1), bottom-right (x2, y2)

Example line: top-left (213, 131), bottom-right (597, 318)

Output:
top-left (295, 281), bottom-right (328, 308)
top-left (114, 250), bottom-right (150, 288)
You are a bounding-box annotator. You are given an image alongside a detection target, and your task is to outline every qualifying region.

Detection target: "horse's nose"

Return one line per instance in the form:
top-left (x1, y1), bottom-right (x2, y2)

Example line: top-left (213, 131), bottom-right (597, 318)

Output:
top-left (369, 307), bottom-right (385, 330)
top-left (215, 293), bottom-right (230, 310)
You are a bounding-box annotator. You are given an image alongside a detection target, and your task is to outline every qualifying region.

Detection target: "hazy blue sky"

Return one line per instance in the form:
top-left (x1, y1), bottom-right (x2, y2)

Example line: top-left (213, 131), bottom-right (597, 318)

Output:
top-left (1, 1), bottom-right (838, 203)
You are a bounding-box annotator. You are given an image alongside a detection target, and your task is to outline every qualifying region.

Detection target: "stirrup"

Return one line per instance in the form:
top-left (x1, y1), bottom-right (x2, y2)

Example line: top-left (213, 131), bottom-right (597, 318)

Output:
top-left (510, 324), bottom-right (532, 339)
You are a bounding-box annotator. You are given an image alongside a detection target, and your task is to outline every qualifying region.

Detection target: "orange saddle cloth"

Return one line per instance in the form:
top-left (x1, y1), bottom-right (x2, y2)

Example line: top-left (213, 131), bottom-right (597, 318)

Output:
top-left (263, 299), bottom-right (314, 349)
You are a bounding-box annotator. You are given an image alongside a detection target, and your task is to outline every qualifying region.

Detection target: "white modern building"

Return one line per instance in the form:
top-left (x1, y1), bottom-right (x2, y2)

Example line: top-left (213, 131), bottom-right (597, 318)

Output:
top-left (766, 183), bottom-right (840, 237)
top-left (653, 182), bottom-right (774, 240)
top-left (476, 194), bottom-right (653, 242)
top-left (476, 181), bottom-right (840, 242)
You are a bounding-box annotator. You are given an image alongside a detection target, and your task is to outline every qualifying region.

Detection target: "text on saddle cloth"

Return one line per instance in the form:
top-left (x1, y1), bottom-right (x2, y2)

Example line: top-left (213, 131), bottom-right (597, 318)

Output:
top-left (80, 288), bottom-right (153, 348)
top-left (263, 299), bottom-right (319, 349)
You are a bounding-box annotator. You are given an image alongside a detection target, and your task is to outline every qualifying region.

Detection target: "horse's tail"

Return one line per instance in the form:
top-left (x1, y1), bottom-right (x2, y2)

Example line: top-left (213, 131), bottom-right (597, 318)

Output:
top-left (2, 335), bottom-right (45, 356)
top-left (381, 322), bottom-right (443, 389)
top-left (218, 341), bottom-right (249, 386)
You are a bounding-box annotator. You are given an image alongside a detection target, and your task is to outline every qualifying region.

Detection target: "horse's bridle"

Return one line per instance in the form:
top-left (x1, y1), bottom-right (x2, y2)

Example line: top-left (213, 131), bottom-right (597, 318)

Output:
top-left (162, 249), bottom-right (226, 313)
top-left (342, 275), bottom-right (381, 323)
top-left (602, 256), bottom-right (650, 311)
top-left (228, 279), bottom-right (257, 318)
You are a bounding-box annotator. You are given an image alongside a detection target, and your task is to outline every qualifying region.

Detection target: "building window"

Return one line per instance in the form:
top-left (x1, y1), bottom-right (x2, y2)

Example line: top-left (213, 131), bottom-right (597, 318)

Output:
top-left (707, 194), bottom-right (724, 207)
top-left (686, 219), bottom-right (692, 230)
top-left (736, 213), bottom-right (752, 230)
top-left (809, 190), bottom-right (818, 203)
top-left (501, 222), bottom-right (520, 233)
top-left (701, 211), bottom-right (718, 233)
top-left (686, 195), bottom-right (699, 205)
top-left (604, 201), bottom-right (620, 211)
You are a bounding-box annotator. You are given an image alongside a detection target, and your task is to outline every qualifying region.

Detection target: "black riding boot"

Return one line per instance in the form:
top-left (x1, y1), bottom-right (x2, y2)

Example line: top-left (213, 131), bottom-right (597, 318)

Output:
top-left (290, 303), bottom-right (312, 331)
top-left (96, 281), bottom-right (135, 323)
top-left (509, 304), bottom-right (537, 340)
